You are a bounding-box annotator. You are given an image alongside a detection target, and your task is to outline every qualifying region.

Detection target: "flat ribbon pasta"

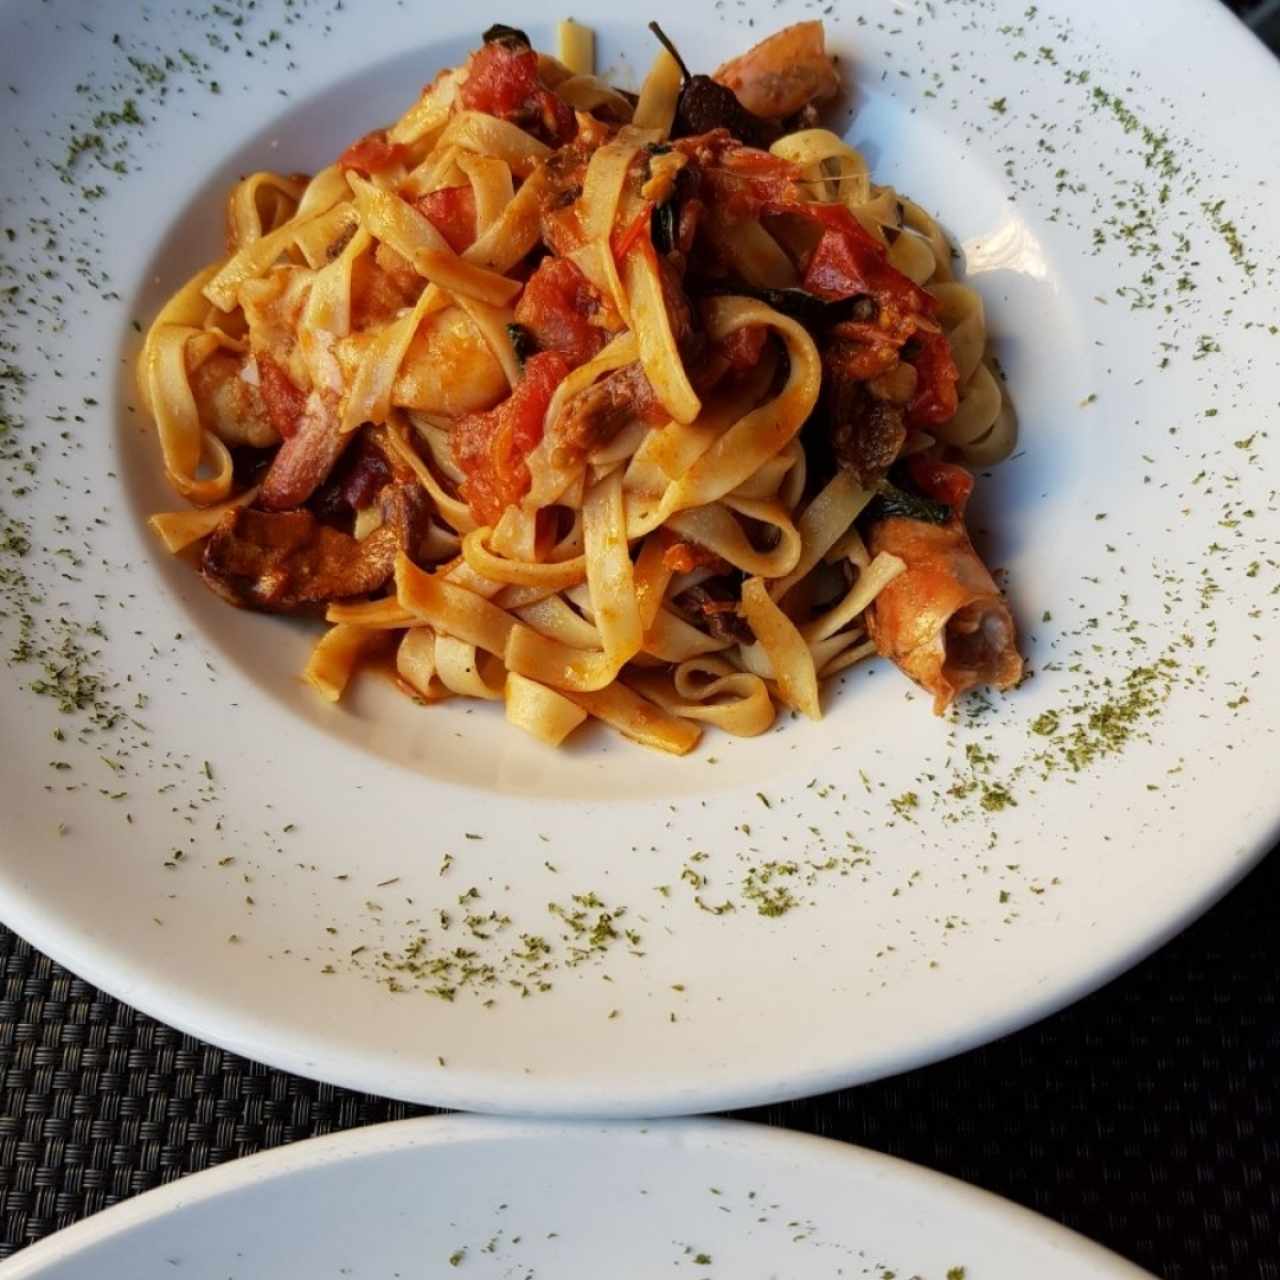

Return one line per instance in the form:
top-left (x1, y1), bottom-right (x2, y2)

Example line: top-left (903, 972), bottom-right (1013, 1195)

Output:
top-left (435, 634), bottom-right (506, 700)
top-left (227, 172), bottom-right (309, 250)
top-left (770, 468), bottom-right (874, 601)
top-left (633, 47), bottom-right (681, 136)
top-left (627, 657), bottom-right (775, 737)
top-left (303, 623), bottom-right (388, 702)
top-left (148, 485), bottom-right (259, 553)
top-left (395, 552), bottom-right (517, 656)
top-left (203, 165), bottom-right (349, 312)
top-left (395, 628), bottom-right (446, 700)
top-left (505, 672), bottom-right (588, 745)
top-left (563, 682), bottom-right (701, 755)
top-left (504, 468), bottom-right (641, 693)
top-left (740, 576), bottom-right (821, 720)
top-left (139, 315), bottom-right (235, 505)
top-left (650, 297), bottom-right (821, 519)
top-left (462, 527), bottom-right (587, 591)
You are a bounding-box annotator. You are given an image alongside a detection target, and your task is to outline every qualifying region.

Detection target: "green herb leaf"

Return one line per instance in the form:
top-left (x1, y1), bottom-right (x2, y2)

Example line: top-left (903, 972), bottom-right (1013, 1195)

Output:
top-left (869, 481), bottom-right (952, 526)
top-left (506, 323), bottom-right (534, 368)
top-left (651, 200), bottom-right (679, 255)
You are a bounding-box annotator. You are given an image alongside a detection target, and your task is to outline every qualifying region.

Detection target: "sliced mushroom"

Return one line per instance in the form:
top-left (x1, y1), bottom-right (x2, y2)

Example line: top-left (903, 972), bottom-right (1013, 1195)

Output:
top-left (823, 324), bottom-right (910, 486)
top-left (674, 580), bottom-right (755, 645)
top-left (554, 362), bottom-right (658, 460)
top-left (828, 378), bottom-right (906, 487)
top-left (201, 484), bottom-right (428, 612)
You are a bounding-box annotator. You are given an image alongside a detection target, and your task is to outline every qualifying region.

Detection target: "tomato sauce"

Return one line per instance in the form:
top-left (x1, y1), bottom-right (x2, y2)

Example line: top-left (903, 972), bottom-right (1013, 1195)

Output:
top-left (459, 41), bottom-right (575, 146)
top-left (513, 257), bottom-right (606, 370)
top-left (676, 131), bottom-right (960, 426)
top-left (452, 351), bottom-right (571, 526)
top-left (904, 329), bottom-right (960, 428)
top-left (907, 455), bottom-right (974, 513)
top-left (338, 130), bottom-right (408, 177)
top-left (411, 186), bottom-right (478, 253)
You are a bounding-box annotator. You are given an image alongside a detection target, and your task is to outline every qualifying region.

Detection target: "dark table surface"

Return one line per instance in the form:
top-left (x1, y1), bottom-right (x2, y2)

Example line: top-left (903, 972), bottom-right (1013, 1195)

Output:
top-left (1, 3), bottom-right (1277, 1277)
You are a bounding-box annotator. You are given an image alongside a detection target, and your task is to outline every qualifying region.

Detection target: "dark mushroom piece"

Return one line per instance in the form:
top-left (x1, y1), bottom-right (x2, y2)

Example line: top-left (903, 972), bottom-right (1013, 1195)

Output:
top-left (481, 23), bottom-right (531, 49)
top-left (827, 377), bottom-right (907, 489)
top-left (201, 483), bottom-right (428, 613)
top-left (673, 579), bottom-right (756, 645)
top-left (820, 303), bottom-right (914, 487)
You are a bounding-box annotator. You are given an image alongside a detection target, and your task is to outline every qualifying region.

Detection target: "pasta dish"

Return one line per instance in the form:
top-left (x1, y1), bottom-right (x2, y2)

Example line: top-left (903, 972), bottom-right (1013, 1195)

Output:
top-left (139, 19), bottom-right (1022, 753)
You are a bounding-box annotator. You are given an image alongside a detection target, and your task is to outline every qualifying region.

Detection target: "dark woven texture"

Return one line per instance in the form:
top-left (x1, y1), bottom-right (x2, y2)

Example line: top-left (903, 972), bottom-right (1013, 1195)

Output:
top-left (1233, 0), bottom-right (1280, 46)
top-left (0, 845), bottom-right (1275, 1278)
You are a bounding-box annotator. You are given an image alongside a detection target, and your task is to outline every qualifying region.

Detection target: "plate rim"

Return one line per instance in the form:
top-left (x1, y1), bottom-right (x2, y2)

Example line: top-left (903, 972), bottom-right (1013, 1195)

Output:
top-left (0, 1114), bottom-right (1157, 1278)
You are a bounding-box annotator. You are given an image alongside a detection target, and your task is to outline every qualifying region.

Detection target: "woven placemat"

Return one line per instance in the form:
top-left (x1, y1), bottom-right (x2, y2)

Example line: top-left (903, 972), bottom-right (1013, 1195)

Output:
top-left (1, 844), bottom-right (1276, 1279)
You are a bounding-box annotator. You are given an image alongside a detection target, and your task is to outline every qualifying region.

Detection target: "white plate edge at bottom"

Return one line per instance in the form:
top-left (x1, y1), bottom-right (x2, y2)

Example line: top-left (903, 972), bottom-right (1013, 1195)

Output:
top-left (0, 1115), bottom-right (1156, 1278)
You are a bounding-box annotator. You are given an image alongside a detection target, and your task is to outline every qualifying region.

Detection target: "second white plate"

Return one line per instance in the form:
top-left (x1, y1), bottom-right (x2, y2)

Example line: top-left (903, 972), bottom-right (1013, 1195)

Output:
top-left (0, 1117), bottom-right (1153, 1280)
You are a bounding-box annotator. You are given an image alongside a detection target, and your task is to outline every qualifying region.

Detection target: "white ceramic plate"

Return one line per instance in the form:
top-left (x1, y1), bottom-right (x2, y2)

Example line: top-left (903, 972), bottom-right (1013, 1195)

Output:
top-left (0, 0), bottom-right (1276, 1115)
top-left (0, 1116), bottom-right (1153, 1279)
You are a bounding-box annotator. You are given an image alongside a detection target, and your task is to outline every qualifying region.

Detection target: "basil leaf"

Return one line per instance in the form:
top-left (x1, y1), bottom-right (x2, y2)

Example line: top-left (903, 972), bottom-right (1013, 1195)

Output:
top-left (869, 481), bottom-right (951, 525)
top-left (506, 323), bottom-right (535, 368)
top-left (651, 200), bottom-right (679, 255)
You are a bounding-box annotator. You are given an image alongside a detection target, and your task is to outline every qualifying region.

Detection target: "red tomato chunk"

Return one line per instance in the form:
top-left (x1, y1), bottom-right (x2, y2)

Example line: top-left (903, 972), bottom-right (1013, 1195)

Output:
top-left (411, 185), bottom-right (478, 254)
top-left (513, 257), bottom-right (607, 370)
top-left (452, 351), bottom-right (571, 526)
top-left (339, 129), bottom-right (407, 177)
top-left (459, 41), bottom-right (575, 145)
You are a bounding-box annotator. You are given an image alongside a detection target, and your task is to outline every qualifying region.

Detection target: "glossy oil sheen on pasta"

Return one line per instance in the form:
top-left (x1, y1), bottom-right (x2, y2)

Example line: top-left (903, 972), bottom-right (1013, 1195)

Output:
top-left (139, 18), bottom-right (1022, 754)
